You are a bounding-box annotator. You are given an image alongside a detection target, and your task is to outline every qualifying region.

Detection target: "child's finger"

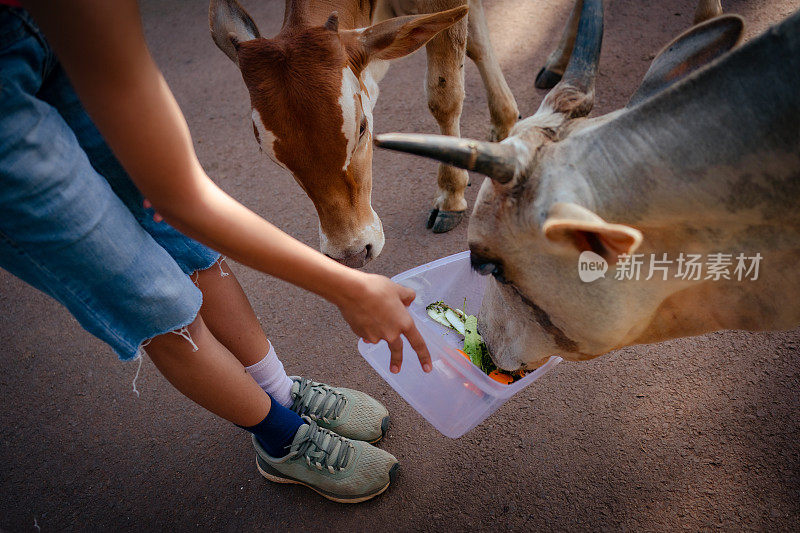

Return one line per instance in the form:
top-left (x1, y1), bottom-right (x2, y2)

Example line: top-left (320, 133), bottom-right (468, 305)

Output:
top-left (404, 323), bottom-right (432, 373)
top-left (387, 337), bottom-right (403, 374)
top-left (397, 284), bottom-right (416, 306)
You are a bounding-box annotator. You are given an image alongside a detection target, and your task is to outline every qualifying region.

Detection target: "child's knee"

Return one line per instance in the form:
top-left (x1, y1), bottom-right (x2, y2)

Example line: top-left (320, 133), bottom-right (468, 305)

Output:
top-left (171, 320), bottom-right (202, 352)
top-left (147, 315), bottom-right (205, 358)
top-left (194, 256), bottom-right (231, 286)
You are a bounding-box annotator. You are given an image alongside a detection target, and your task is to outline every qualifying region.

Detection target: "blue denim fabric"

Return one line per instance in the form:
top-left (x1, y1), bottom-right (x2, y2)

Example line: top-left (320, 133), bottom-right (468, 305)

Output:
top-left (0, 7), bottom-right (220, 360)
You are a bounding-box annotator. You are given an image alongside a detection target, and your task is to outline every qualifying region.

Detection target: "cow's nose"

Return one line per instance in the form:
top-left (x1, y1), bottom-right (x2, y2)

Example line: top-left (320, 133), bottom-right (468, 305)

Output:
top-left (337, 246), bottom-right (371, 269)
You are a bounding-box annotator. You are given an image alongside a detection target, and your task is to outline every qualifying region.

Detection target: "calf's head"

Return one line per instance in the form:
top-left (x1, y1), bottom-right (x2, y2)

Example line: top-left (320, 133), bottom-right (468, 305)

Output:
top-left (210, 0), bottom-right (467, 267)
top-left (377, 4), bottom-right (755, 370)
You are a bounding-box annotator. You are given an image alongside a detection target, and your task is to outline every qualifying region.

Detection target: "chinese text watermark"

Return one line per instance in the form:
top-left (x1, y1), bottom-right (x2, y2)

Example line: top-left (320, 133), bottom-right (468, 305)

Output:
top-left (578, 252), bottom-right (762, 282)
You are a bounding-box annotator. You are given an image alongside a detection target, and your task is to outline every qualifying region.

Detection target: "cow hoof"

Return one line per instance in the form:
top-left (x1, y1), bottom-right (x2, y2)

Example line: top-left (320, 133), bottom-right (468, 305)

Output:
top-left (426, 208), bottom-right (439, 229)
top-left (430, 209), bottom-right (464, 233)
top-left (535, 67), bottom-right (562, 89)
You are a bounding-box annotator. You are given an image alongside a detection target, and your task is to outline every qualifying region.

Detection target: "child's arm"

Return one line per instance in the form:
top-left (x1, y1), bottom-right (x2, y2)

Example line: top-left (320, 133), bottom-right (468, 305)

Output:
top-left (23, 0), bottom-right (431, 374)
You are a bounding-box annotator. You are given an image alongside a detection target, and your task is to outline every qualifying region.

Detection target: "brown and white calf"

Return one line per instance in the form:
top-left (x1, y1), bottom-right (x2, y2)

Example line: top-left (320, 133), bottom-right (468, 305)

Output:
top-left (209, 0), bottom-right (519, 267)
top-left (377, 2), bottom-right (800, 370)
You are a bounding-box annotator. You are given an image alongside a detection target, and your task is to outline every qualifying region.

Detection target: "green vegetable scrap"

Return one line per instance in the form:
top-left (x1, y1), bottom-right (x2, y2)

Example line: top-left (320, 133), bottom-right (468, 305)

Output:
top-left (462, 315), bottom-right (496, 374)
top-left (425, 301), bottom-right (466, 333)
top-left (426, 300), bottom-right (526, 384)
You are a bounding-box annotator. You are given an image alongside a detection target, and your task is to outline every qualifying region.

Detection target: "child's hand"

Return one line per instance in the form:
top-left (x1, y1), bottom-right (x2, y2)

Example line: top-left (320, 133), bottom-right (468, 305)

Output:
top-left (337, 273), bottom-right (432, 375)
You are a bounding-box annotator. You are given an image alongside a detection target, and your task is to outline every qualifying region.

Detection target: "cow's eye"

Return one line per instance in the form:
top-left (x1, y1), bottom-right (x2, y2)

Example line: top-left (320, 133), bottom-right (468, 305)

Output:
top-left (470, 253), bottom-right (509, 284)
top-left (492, 267), bottom-right (509, 284)
top-left (359, 117), bottom-right (368, 138)
top-left (472, 259), bottom-right (496, 276)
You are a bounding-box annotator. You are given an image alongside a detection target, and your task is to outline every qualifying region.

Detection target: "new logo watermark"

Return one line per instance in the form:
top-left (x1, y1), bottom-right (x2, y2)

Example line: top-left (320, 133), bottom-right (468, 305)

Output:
top-left (578, 251), bottom-right (608, 283)
top-left (578, 252), bottom-right (763, 283)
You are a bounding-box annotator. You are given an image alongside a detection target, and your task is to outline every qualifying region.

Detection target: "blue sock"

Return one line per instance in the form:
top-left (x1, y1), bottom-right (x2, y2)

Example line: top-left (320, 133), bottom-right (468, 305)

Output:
top-left (239, 393), bottom-right (305, 458)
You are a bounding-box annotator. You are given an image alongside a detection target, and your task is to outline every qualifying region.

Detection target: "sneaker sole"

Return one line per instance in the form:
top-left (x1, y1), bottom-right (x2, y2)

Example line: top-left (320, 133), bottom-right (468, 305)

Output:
top-left (256, 457), bottom-right (399, 504)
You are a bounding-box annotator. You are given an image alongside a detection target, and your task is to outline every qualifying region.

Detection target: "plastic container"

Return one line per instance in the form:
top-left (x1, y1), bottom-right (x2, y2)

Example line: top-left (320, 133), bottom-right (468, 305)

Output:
top-left (358, 251), bottom-right (561, 438)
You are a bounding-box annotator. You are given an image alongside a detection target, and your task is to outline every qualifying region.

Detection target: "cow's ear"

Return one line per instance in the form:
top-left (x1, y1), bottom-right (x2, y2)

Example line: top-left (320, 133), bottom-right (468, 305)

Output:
top-left (348, 6), bottom-right (468, 63)
top-left (542, 203), bottom-right (642, 264)
top-left (209, 0), bottom-right (261, 66)
top-left (628, 14), bottom-right (743, 107)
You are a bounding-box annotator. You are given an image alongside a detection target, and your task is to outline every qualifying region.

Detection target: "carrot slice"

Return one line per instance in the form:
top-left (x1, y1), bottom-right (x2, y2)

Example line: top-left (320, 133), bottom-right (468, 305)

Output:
top-left (488, 370), bottom-right (514, 385)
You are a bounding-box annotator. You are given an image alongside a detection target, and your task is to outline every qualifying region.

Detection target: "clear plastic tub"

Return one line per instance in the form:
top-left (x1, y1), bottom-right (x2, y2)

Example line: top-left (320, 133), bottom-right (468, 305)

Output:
top-left (358, 251), bottom-right (561, 438)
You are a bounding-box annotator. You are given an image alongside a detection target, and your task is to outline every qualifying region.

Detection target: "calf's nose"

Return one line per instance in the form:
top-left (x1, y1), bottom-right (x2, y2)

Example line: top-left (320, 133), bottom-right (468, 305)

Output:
top-left (330, 245), bottom-right (373, 269)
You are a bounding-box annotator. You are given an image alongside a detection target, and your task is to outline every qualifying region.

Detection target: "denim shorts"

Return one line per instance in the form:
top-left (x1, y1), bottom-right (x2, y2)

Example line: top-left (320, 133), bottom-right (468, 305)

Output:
top-left (0, 7), bottom-right (220, 360)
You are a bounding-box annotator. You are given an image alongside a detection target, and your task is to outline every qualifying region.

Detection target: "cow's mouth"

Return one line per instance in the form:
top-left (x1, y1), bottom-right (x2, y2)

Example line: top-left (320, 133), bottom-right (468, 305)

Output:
top-left (480, 283), bottom-right (590, 370)
top-left (508, 284), bottom-right (591, 358)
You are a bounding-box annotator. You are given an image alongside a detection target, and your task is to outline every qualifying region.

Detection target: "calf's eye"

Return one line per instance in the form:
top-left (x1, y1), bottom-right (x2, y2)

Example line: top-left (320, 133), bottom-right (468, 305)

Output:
top-left (359, 117), bottom-right (368, 138)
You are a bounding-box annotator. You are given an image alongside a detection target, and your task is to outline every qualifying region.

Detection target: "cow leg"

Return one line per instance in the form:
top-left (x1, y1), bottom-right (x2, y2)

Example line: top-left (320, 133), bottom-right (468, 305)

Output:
top-left (424, 9), bottom-right (469, 233)
top-left (465, 0), bottom-right (519, 141)
top-left (535, 0), bottom-right (583, 90)
top-left (693, 0), bottom-right (723, 24)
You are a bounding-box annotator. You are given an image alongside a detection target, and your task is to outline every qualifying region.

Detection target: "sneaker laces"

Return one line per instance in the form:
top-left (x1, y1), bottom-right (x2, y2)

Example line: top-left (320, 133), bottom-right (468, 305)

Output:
top-left (290, 418), bottom-right (354, 474)
top-left (290, 378), bottom-right (348, 424)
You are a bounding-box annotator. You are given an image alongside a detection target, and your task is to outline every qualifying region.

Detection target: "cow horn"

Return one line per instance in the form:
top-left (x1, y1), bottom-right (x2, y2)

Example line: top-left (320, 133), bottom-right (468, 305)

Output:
top-left (374, 133), bottom-right (524, 184)
top-left (561, 0), bottom-right (602, 93)
top-left (543, 0), bottom-right (603, 118)
top-left (325, 11), bottom-right (339, 32)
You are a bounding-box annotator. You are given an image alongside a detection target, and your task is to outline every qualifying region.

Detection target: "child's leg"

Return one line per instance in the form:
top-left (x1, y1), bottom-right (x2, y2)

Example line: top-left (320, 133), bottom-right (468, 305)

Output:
top-left (144, 312), bottom-right (269, 425)
top-left (193, 261), bottom-right (294, 406)
top-left (194, 258), bottom-right (269, 366)
top-left (144, 314), bottom-right (305, 457)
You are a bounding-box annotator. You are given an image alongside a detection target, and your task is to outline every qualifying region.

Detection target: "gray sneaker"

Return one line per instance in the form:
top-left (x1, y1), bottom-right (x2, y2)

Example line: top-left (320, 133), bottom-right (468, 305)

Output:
top-left (289, 377), bottom-right (389, 443)
top-left (254, 418), bottom-right (399, 503)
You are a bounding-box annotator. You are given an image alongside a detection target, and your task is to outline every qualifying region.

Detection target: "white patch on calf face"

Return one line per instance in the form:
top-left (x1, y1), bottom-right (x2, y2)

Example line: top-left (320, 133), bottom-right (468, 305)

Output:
top-left (251, 108), bottom-right (288, 172)
top-left (318, 223), bottom-right (329, 253)
top-left (324, 63), bottom-right (386, 264)
top-left (339, 63), bottom-right (384, 171)
top-left (339, 67), bottom-right (361, 171)
top-left (362, 209), bottom-right (385, 258)
top-left (359, 85), bottom-right (374, 137)
top-left (318, 208), bottom-right (385, 261)
top-left (360, 61), bottom-right (384, 126)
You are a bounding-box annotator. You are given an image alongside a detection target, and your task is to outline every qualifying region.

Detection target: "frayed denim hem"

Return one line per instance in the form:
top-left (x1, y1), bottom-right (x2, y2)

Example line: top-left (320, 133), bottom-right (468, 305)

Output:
top-left (123, 255), bottom-right (229, 362)
top-left (125, 256), bottom-right (231, 396)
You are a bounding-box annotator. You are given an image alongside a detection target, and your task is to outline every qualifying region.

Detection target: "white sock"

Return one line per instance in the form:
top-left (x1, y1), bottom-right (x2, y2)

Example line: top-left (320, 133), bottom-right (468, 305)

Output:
top-left (245, 342), bottom-right (294, 407)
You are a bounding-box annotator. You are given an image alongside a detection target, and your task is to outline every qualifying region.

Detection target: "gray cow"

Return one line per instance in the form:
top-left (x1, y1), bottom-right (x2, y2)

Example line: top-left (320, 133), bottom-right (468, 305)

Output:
top-left (377, 1), bottom-right (800, 371)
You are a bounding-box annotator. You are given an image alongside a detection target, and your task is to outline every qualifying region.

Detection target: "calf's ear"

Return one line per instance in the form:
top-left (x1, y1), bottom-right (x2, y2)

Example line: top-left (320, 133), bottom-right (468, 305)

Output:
top-left (209, 0), bottom-right (261, 66)
top-left (349, 6), bottom-right (468, 62)
top-left (542, 203), bottom-right (642, 263)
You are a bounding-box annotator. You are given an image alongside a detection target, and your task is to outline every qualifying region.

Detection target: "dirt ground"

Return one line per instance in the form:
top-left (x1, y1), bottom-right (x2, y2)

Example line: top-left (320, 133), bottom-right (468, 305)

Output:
top-left (2, 0), bottom-right (799, 531)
